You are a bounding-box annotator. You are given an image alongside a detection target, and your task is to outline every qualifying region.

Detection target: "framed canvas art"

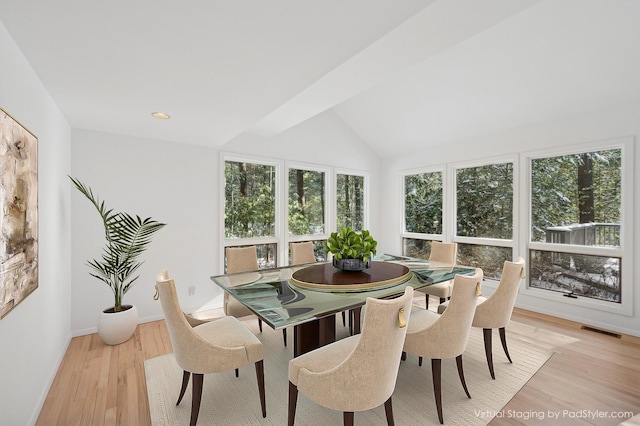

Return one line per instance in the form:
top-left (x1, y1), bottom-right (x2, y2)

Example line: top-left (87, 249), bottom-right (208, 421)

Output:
top-left (0, 108), bottom-right (38, 319)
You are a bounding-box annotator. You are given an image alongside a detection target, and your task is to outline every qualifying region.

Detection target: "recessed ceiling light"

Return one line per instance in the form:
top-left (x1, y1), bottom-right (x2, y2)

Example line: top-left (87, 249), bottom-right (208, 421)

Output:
top-left (151, 112), bottom-right (170, 119)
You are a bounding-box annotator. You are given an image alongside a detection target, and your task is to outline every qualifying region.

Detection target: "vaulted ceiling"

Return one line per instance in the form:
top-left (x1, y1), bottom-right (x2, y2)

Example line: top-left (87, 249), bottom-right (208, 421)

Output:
top-left (1, 0), bottom-right (638, 157)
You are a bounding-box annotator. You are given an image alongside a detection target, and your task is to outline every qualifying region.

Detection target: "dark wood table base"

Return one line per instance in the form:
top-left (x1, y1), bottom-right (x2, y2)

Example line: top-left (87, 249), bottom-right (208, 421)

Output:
top-left (293, 307), bottom-right (362, 357)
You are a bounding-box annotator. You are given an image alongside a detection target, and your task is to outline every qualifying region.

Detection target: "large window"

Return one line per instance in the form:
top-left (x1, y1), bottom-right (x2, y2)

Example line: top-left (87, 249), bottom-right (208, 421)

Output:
top-left (224, 159), bottom-right (278, 268)
top-left (530, 149), bottom-right (621, 245)
top-left (402, 170), bottom-right (443, 259)
top-left (405, 171), bottom-right (442, 235)
top-left (528, 147), bottom-right (623, 303)
top-left (223, 155), bottom-right (368, 269)
top-left (455, 161), bottom-right (514, 279)
top-left (399, 139), bottom-right (632, 314)
top-left (225, 161), bottom-right (276, 238)
top-left (456, 163), bottom-right (513, 239)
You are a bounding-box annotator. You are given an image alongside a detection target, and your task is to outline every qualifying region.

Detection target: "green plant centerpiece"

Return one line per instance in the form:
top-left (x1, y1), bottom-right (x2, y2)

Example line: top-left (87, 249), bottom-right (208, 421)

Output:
top-left (326, 227), bottom-right (377, 271)
top-left (70, 176), bottom-right (166, 344)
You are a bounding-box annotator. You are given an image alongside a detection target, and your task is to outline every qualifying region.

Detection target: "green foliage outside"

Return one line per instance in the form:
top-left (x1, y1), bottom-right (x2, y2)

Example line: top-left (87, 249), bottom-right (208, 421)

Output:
top-left (288, 168), bottom-right (325, 235)
top-left (337, 174), bottom-right (364, 231)
top-left (456, 163), bottom-right (513, 239)
top-left (404, 172), bottom-right (442, 234)
top-left (531, 149), bottom-right (621, 243)
top-left (225, 161), bottom-right (276, 238)
top-left (225, 161), bottom-right (364, 266)
top-left (529, 149), bottom-right (622, 302)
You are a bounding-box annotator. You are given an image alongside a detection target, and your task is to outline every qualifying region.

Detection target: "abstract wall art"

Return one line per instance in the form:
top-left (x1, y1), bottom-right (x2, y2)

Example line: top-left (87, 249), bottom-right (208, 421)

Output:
top-left (0, 108), bottom-right (38, 319)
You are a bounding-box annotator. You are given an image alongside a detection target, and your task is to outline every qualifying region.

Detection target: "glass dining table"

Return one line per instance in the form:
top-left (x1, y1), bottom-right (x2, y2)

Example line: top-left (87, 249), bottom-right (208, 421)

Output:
top-left (210, 253), bottom-right (476, 356)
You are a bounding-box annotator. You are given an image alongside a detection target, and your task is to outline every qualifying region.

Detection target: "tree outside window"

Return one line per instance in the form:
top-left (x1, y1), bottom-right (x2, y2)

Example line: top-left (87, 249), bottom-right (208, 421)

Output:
top-left (456, 163), bottom-right (513, 239)
top-left (288, 168), bottom-right (325, 236)
top-left (455, 162), bottom-right (513, 279)
top-left (225, 161), bottom-right (276, 239)
top-left (531, 149), bottom-right (621, 246)
top-left (529, 148), bottom-right (622, 303)
top-left (404, 171), bottom-right (442, 234)
top-left (336, 174), bottom-right (364, 231)
top-left (402, 171), bottom-right (443, 260)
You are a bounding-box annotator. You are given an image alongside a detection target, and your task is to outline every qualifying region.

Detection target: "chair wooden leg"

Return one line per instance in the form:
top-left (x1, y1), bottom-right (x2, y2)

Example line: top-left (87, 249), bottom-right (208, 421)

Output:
top-left (255, 360), bottom-right (266, 418)
top-left (288, 381), bottom-right (298, 426)
top-left (258, 318), bottom-right (263, 332)
top-left (352, 308), bottom-right (362, 335)
top-left (401, 351), bottom-right (406, 361)
top-left (342, 311), bottom-right (346, 327)
top-left (425, 293), bottom-right (430, 309)
top-left (499, 327), bottom-right (512, 363)
top-left (190, 373), bottom-right (204, 426)
top-left (483, 328), bottom-right (495, 379)
top-left (418, 356), bottom-right (423, 367)
top-left (283, 329), bottom-right (287, 347)
top-left (431, 358), bottom-right (443, 424)
top-left (456, 354), bottom-right (471, 398)
top-left (343, 412), bottom-right (354, 426)
top-left (235, 368), bottom-right (239, 377)
top-left (384, 396), bottom-right (395, 426)
top-left (349, 310), bottom-right (354, 335)
top-left (439, 297), bottom-right (446, 304)
top-left (176, 370), bottom-right (190, 405)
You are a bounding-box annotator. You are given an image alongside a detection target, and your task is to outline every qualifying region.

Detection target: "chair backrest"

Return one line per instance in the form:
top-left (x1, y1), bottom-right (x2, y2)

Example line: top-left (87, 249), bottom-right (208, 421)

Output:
top-left (156, 269), bottom-right (205, 327)
top-left (156, 271), bottom-right (244, 372)
top-left (473, 257), bottom-right (525, 329)
top-left (290, 241), bottom-right (316, 265)
top-left (421, 268), bottom-right (483, 359)
top-left (429, 241), bottom-right (458, 265)
top-left (296, 287), bottom-right (414, 412)
top-left (226, 246), bottom-right (259, 273)
top-left (156, 272), bottom-right (200, 370)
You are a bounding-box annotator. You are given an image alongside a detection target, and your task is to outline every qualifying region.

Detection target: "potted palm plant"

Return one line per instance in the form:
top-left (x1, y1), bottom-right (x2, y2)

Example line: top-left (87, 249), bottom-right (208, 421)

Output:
top-left (326, 227), bottom-right (377, 271)
top-left (70, 176), bottom-right (166, 345)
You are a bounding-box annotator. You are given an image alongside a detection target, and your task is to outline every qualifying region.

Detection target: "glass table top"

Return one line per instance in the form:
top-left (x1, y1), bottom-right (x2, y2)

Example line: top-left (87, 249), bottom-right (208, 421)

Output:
top-left (210, 253), bottom-right (476, 330)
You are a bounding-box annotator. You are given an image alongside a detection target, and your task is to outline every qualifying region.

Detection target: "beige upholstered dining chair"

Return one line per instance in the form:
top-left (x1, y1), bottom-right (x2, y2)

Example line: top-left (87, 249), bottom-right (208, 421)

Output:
top-left (439, 257), bottom-right (525, 379)
top-left (288, 287), bottom-right (414, 426)
top-left (224, 246), bottom-right (261, 321)
top-left (224, 245), bottom-right (288, 346)
top-left (402, 268), bottom-right (483, 424)
top-left (156, 269), bottom-right (211, 327)
top-left (156, 270), bottom-right (266, 426)
top-left (290, 241), bottom-right (316, 265)
top-left (418, 241), bottom-right (458, 309)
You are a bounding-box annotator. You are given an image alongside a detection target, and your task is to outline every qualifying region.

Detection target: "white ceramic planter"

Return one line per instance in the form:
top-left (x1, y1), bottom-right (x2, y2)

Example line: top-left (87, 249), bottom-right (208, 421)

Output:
top-left (97, 304), bottom-right (138, 345)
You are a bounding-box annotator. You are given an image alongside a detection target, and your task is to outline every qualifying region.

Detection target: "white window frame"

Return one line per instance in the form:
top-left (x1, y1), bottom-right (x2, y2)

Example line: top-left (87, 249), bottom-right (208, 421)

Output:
top-left (450, 155), bottom-right (518, 284)
top-left (519, 137), bottom-right (633, 315)
top-left (285, 161), bottom-right (331, 263)
top-left (221, 152), bottom-right (370, 269)
top-left (220, 153), bottom-right (282, 271)
top-left (400, 166), bottom-right (447, 248)
top-left (334, 168), bottom-right (370, 232)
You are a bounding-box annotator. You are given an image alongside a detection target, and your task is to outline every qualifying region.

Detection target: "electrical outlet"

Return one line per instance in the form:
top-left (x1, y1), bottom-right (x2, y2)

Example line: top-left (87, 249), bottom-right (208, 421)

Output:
top-left (188, 286), bottom-right (196, 296)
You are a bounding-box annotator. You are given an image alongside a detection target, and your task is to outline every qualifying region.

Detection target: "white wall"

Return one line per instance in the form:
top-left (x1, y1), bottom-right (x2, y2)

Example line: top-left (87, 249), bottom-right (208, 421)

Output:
top-left (70, 110), bottom-right (382, 334)
top-left (0, 22), bottom-right (72, 425)
top-left (70, 129), bottom-right (221, 333)
top-left (379, 103), bottom-right (640, 337)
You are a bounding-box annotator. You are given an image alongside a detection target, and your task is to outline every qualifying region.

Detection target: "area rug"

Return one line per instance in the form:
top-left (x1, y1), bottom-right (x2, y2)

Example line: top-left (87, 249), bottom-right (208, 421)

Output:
top-left (145, 318), bottom-right (552, 425)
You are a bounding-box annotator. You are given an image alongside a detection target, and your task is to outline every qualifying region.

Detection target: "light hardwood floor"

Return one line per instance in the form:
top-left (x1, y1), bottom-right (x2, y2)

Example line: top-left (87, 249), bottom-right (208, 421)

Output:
top-left (36, 305), bottom-right (640, 425)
